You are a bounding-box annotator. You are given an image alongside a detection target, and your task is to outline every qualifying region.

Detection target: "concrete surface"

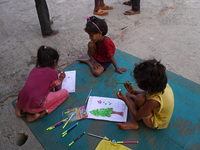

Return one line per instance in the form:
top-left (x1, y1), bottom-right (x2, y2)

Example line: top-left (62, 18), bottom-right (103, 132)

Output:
top-left (0, 0), bottom-right (199, 149)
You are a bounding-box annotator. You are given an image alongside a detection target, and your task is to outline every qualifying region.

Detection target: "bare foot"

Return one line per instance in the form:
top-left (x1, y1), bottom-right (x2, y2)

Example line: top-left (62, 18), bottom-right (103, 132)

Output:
top-left (117, 121), bottom-right (139, 130)
top-left (117, 67), bottom-right (127, 74)
top-left (26, 111), bottom-right (47, 122)
top-left (77, 58), bottom-right (90, 64)
top-left (120, 67), bottom-right (127, 73)
top-left (15, 101), bottom-right (25, 117)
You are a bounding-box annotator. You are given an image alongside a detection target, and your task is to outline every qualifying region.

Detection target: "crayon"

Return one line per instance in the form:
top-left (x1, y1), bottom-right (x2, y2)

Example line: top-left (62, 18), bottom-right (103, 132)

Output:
top-left (118, 89), bottom-right (121, 95)
top-left (63, 114), bottom-right (74, 129)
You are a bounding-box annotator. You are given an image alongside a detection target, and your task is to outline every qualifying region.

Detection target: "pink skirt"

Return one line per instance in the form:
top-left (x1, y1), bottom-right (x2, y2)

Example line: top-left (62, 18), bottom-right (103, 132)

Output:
top-left (27, 89), bottom-right (69, 114)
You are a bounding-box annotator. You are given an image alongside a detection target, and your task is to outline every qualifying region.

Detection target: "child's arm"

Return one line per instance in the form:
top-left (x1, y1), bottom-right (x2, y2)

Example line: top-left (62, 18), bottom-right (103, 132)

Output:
top-left (136, 99), bottom-right (160, 120)
top-left (87, 41), bottom-right (96, 63)
top-left (55, 72), bottom-right (65, 91)
top-left (124, 81), bottom-right (145, 95)
top-left (110, 56), bottom-right (127, 73)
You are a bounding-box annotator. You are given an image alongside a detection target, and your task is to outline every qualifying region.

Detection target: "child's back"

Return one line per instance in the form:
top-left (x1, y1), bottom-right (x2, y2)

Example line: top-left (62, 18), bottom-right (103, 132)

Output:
top-left (146, 83), bottom-right (174, 129)
top-left (18, 67), bottom-right (58, 111)
top-left (15, 46), bottom-right (69, 122)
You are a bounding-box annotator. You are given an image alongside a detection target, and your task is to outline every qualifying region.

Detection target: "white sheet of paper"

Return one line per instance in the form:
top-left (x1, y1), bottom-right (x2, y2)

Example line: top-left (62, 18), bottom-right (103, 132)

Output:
top-left (86, 96), bottom-right (128, 122)
top-left (61, 70), bottom-right (76, 93)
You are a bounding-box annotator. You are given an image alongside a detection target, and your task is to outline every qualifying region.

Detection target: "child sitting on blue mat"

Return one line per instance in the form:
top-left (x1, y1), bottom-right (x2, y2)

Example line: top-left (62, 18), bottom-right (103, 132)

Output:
top-left (78, 16), bottom-right (127, 76)
top-left (15, 46), bottom-right (69, 122)
top-left (117, 59), bottom-right (174, 130)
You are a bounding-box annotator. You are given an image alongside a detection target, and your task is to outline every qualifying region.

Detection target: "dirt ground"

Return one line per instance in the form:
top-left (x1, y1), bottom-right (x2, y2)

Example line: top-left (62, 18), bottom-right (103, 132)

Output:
top-left (0, 0), bottom-right (199, 149)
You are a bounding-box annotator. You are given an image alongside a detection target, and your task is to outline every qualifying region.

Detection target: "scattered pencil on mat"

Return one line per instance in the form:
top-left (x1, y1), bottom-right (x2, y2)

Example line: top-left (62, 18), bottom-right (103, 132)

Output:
top-left (62, 122), bottom-right (78, 137)
top-left (63, 113), bottom-right (74, 129)
top-left (64, 109), bottom-right (75, 114)
top-left (68, 132), bottom-right (85, 146)
top-left (85, 89), bottom-right (93, 104)
top-left (87, 133), bottom-right (109, 141)
top-left (116, 141), bottom-right (138, 144)
top-left (46, 117), bottom-right (68, 130)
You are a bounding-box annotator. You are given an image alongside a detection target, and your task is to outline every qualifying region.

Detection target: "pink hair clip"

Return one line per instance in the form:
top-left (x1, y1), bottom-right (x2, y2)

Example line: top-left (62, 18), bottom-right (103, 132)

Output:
top-left (84, 16), bottom-right (101, 32)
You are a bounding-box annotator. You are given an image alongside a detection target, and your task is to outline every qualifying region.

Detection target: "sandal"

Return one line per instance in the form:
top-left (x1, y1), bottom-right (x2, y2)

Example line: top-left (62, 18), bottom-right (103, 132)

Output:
top-left (101, 4), bottom-right (113, 10)
top-left (123, 1), bottom-right (132, 6)
top-left (93, 9), bottom-right (108, 16)
top-left (124, 10), bottom-right (140, 15)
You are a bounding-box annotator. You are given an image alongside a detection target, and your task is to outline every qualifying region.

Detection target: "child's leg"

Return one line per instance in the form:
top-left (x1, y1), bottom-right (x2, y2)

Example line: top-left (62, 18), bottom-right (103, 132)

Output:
top-left (117, 94), bottom-right (139, 130)
top-left (26, 89), bottom-right (68, 114)
top-left (78, 41), bottom-right (95, 62)
top-left (129, 93), bottom-right (156, 129)
top-left (142, 114), bottom-right (156, 129)
top-left (26, 111), bottom-right (47, 122)
top-left (78, 59), bottom-right (104, 76)
top-left (15, 101), bottom-right (25, 117)
top-left (117, 110), bottom-right (139, 130)
top-left (78, 42), bottom-right (104, 76)
top-left (44, 89), bottom-right (69, 114)
top-left (134, 93), bottom-right (146, 108)
top-left (126, 92), bottom-right (146, 108)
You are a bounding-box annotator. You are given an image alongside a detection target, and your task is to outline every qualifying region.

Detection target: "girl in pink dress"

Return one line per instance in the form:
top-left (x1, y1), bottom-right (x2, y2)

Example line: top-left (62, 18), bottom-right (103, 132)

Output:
top-left (15, 46), bottom-right (69, 122)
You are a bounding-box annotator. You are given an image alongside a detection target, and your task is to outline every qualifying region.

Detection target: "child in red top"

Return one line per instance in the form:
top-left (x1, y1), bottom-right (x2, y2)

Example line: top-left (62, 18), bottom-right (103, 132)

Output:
top-left (78, 16), bottom-right (127, 76)
top-left (15, 46), bottom-right (69, 122)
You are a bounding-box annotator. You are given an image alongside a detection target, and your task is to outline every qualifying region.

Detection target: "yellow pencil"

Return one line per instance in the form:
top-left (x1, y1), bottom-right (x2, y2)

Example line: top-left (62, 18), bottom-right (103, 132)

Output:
top-left (63, 114), bottom-right (74, 129)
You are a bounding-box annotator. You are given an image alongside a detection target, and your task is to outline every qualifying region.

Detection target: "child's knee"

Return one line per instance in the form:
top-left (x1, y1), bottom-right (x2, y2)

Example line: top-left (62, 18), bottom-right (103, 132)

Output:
top-left (126, 92), bottom-right (132, 99)
top-left (62, 89), bottom-right (69, 98)
top-left (93, 71), bottom-right (101, 77)
top-left (135, 94), bottom-right (146, 107)
top-left (93, 68), bottom-right (104, 77)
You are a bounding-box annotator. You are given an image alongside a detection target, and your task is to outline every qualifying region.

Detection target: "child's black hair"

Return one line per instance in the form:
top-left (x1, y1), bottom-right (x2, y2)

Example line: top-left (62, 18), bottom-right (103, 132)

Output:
top-left (36, 45), bottom-right (59, 68)
top-left (84, 16), bottom-right (108, 35)
top-left (133, 59), bottom-right (167, 94)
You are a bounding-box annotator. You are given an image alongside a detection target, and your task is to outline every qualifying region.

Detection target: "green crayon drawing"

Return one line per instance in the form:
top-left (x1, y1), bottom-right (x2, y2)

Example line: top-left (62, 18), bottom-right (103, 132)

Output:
top-left (90, 108), bottom-right (124, 117)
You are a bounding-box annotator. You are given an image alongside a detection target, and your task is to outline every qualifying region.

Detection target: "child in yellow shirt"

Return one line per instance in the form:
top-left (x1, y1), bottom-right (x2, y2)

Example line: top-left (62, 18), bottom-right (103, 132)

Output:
top-left (117, 59), bottom-right (174, 129)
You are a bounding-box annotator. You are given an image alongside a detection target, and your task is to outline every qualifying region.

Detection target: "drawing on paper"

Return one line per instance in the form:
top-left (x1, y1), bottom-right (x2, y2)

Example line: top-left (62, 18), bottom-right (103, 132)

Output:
top-left (86, 96), bottom-right (128, 122)
top-left (90, 108), bottom-right (123, 117)
top-left (61, 70), bottom-right (76, 93)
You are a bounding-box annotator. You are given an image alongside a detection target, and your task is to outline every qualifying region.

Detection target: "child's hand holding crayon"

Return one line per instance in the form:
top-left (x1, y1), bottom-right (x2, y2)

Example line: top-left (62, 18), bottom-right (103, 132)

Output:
top-left (59, 72), bottom-right (65, 81)
top-left (124, 81), bottom-right (135, 94)
top-left (116, 89), bottom-right (127, 101)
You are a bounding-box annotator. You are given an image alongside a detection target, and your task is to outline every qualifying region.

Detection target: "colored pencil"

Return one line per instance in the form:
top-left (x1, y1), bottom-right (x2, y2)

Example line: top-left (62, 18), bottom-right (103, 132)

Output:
top-left (62, 122), bottom-right (78, 137)
top-left (68, 132), bottom-right (85, 146)
top-left (64, 109), bottom-right (75, 114)
top-left (87, 133), bottom-right (109, 141)
top-left (63, 114), bottom-right (74, 129)
top-left (116, 141), bottom-right (138, 144)
top-left (85, 89), bottom-right (92, 104)
top-left (46, 118), bottom-right (68, 130)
